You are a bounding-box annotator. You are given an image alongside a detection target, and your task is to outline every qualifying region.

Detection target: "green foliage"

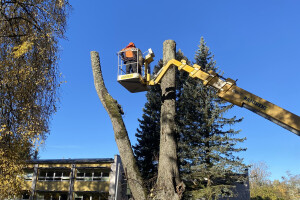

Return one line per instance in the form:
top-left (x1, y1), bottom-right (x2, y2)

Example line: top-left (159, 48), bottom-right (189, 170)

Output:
top-left (133, 66), bottom-right (161, 185)
top-left (178, 37), bottom-right (247, 200)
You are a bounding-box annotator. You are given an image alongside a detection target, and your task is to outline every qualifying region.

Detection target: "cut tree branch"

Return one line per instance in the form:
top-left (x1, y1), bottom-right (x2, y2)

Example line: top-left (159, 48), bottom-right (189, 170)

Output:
top-left (90, 51), bottom-right (148, 200)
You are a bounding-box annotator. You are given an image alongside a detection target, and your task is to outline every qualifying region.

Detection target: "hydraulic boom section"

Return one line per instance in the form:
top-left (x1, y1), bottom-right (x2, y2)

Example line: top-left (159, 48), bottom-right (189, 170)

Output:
top-left (148, 59), bottom-right (300, 136)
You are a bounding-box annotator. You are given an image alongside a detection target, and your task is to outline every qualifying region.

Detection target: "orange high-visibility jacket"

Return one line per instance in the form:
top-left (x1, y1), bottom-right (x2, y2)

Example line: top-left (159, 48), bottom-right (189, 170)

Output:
top-left (121, 42), bottom-right (136, 60)
top-left (122, 47), bottom-right (135, 58)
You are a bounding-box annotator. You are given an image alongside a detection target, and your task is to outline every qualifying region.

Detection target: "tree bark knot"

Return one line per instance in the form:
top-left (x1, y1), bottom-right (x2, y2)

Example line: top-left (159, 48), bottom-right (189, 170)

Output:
top-left (176, 181), bottom-right (186, 199)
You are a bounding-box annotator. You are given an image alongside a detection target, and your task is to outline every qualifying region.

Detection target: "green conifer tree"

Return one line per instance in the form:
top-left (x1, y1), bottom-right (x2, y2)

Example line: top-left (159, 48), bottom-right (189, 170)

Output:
top-left (178, 37), bottom-right (247, 199)
top-left (133, 60), bottom-right (162, 187)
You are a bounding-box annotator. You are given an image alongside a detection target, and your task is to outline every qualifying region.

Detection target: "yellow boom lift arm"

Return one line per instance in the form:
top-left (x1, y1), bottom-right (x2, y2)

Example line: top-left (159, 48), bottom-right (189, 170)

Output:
top-left (153, 59), bottom-right (300, 136)
top-left (117, 53), bottom-right (300, 136)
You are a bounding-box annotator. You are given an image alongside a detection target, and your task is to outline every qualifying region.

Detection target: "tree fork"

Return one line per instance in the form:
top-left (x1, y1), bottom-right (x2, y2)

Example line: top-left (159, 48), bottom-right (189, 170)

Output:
top-left (90, 51), bottom-right (147, 200)
top-left (156, 40), bottom-right (185, 199)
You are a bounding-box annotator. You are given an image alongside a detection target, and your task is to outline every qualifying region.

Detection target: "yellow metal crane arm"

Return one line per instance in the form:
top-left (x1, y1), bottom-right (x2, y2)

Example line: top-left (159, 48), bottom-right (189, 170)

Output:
top-left (147, 59), bottom-right (300, 136)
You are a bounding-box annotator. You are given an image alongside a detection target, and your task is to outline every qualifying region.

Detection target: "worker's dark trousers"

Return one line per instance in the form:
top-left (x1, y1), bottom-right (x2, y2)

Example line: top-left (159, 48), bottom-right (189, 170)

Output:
top-left (126, 60), bottom-right (137, 74)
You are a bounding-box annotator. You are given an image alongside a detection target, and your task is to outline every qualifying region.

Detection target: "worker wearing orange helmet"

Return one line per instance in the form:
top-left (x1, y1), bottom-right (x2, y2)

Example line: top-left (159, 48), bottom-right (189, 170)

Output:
top-left (120, 42), bottom-right (139, 74)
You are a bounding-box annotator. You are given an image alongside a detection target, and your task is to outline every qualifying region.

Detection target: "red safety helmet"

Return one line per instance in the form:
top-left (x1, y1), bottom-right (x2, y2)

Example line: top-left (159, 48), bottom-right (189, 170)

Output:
top-left (126, 42), bottom-right (136, 48)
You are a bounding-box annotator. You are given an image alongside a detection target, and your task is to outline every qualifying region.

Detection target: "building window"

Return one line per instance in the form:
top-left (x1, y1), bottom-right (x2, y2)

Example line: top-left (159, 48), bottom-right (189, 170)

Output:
top-left (38, 170), bottom-right (70, 181)
top-left (46, 171), bottom-right (54, 181)
top-left (23, 169), bottom-right (34, 181)
top-left (75, 192), bottom-right (108, 200)
top-left (21, 191), bottom-right (30, 200)
top-left (76, 169), bottom-right (110, 181)
top-left (36, 192), bottom-right (68, 200)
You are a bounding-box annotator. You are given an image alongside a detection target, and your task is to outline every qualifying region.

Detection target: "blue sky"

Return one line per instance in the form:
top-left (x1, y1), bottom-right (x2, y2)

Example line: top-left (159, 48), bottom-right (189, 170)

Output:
top-left (40, 0), bottom-right (300, 180)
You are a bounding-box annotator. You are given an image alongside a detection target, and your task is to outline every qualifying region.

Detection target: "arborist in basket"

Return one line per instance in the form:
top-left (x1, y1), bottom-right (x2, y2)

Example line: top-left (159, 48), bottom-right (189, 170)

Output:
top-left (120, 42), bottom-right (139, 74)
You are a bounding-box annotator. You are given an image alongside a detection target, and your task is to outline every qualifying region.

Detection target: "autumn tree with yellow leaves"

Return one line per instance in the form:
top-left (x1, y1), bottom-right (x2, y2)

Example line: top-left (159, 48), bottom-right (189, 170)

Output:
top-left (250, 162), bottom-right (300, 200)
top-left (0, 0), bottom-right (70, 198)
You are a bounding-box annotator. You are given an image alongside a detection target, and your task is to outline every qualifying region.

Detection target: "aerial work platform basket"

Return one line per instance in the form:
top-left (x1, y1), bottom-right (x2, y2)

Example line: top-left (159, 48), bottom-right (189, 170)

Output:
top-left (117, 73), bottom-right (148, 93)
top-left (117, 48), bottom-right (154, 93)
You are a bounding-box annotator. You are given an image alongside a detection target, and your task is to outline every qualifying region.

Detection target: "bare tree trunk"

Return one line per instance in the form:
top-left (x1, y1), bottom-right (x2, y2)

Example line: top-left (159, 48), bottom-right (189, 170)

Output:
top-left (90, 51), bottom-right (147, 200)
top-left (155, 40), bottom-right (184, 200)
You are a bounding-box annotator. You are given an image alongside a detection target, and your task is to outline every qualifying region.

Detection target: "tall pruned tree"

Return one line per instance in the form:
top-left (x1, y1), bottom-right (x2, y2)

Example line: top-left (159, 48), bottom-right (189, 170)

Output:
top-left (0, 0), bottom-right (70, 198)
top-left (134, 38), bottom-right (247, 199)
top-left (177, 37), bottom-right (247, 199)
top-left (133, 51), bottom-right (189, 189)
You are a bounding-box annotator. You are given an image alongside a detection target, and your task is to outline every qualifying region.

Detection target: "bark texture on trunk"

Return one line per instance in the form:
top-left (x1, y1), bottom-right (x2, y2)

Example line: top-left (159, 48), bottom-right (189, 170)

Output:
top-left (90, 51), bottom-right (147, 200)
top-left (155, 40), bottom-right (184, 200)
